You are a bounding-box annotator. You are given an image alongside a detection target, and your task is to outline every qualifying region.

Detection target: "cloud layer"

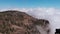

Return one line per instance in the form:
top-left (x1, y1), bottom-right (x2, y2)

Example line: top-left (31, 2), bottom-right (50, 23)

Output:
top-left (1, 8), bottom-right (60, 34)
top-left (20, 8), bottom-right (60, 34)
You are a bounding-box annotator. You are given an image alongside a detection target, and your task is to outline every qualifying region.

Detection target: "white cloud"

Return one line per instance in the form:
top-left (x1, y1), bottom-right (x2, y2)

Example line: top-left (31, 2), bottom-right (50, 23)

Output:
top-left (19, 8), bottom-right (60, 34)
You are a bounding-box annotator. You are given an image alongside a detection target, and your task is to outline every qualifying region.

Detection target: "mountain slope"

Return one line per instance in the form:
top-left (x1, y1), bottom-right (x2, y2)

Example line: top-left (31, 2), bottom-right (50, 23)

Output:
top-left (0, 10), bottom-right (50, 34)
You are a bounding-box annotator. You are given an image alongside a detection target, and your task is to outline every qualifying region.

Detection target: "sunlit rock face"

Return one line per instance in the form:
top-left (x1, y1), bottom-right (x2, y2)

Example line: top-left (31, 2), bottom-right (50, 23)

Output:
top-left (0, 10), bottom-right (50, 34)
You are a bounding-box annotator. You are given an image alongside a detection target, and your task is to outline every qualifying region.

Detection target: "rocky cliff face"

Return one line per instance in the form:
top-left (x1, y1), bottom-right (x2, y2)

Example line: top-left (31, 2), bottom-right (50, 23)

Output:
top-left (0, 10), bottom-right (50, 34)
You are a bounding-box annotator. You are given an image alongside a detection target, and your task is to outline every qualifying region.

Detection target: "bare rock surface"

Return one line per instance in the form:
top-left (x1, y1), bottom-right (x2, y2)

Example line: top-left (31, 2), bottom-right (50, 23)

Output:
top-left (0, 10), bottom-right (50, 34)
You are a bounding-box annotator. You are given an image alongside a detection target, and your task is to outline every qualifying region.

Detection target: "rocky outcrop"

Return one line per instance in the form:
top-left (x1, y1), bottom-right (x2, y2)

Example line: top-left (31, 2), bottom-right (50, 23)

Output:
top-left (0, 10), bottom-right (50, 34)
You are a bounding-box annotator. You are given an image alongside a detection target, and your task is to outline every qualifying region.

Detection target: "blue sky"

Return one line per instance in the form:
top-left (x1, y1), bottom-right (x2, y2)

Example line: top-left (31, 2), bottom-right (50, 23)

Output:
top-left (0, 0), bottom-right (60, 9)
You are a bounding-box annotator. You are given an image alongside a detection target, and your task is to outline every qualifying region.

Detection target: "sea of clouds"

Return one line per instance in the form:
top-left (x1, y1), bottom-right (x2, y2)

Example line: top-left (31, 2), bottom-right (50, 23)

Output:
top-left (1, 7), bottom-right (60, 34)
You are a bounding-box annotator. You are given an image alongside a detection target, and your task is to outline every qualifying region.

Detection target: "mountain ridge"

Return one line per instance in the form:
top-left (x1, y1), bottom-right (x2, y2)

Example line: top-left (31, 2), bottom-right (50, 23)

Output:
top-left (0, 10), bottom-right (50, 34)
